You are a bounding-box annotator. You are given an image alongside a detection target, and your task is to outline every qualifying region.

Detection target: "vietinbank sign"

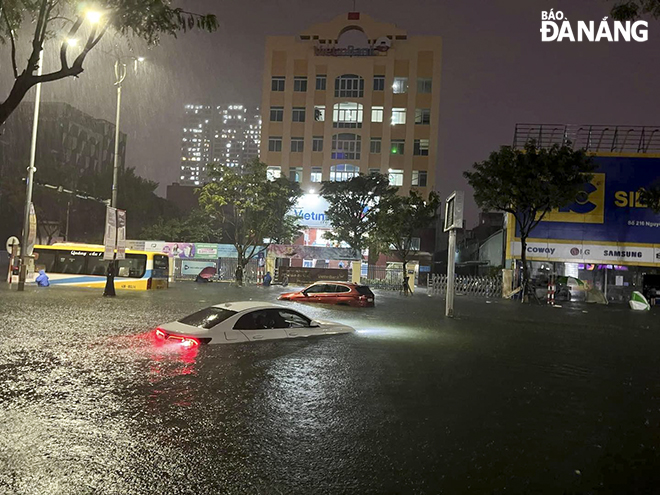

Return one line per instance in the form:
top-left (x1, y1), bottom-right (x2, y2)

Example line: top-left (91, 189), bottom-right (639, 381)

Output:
top-left (292, 194), bottom-right (331, 228)
top-left (540, 10), bottom-right (648, 42)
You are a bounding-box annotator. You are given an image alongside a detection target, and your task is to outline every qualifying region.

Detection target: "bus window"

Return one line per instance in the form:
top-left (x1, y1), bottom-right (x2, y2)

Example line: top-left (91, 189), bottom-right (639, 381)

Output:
top-left (153, 255), bottom-right (168, 278)
top-left (57, 251), bottom-right (86, 274)
top-left (86, 255), bottom-right (109, 276)
top-left (117, 254), bottom-right (146, 278)
top-left (33, 249), bottom-right (58, 272)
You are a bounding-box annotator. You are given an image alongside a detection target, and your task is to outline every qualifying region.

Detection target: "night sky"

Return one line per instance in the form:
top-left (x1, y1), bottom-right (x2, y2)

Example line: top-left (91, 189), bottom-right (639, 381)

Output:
top-left (2, 0), bottom-right (659, 224)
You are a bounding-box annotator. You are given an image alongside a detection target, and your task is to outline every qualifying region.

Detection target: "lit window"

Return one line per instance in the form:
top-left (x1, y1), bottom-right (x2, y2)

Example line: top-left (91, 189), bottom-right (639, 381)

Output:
top-left (417, 78), bottom-right (432, 94)
top-left (335, 74), bottom-right (364, 98)
top-left (331, 133), bottom-right (361, 160)
top-left (388, 169), bottom-right (404, 186)
top-left (371, 106), bottom-right (384, 123)
top-left (413, 139), bottom-right (429, 156)
top-left (311, 166), bottom-right (322, 182)
top-left (314, 105), bottom-right (325, 121)
top-left (267, 166), bottom-right (281, 181)
top-left (370, 137), bottom-right (381, 154)
top-left (330, 164), bottom-right (360, 181)
top-left (393, 77), bottom-right (408, 94)
top-left (415, 108), bottom-right (431, 125)
top-left (332, 102), bottom-right (363, 128)
top-left (391, 108), bottom-right (406, 125)
top-left (373, 75), bottom-right (385, 91)
top-left (412, 170), bottom-right (428, 187)
top-left (271, 76), bottom-right (285, 91)
top-left (292, 107), bottom-right (306, 122)
top-left (268, 136), bottom-right (282, 152)
top-left (312, 136), bottom-right (323, 152)
top-left (316, 75), bottom-right (327, 91)
top-left (289, 167), bottom-right (303, 182)
top-left (291, 137), bottom-right (304, 153)
top-left (391, 140), bottom-right (405, 155)
top-left (269, 106), bottom-right (283, 122)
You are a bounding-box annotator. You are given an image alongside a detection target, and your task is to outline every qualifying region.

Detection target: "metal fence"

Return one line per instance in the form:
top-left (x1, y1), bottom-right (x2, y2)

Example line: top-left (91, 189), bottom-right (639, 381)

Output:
top-left (173, 257), bottom-right (260, 284)
top-left (428, 274), bottom-right (502, 298)
top-left (360, 265), bottom-right (405, 291)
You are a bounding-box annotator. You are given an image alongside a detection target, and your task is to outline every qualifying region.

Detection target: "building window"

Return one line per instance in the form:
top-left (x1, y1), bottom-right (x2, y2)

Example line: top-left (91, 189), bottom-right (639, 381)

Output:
top-left (389, 168), bottom-right (404, 186)
top-left (291, 137), bottom-right (304, 152)
top-left (415, 108), bottom-right (431, 125)
top-left (331, 133), bottom-right (361, 160)
top-left (268, 136), bottom-right (282, 152)
top-left (335, 74), bottom-right (364, 98)
top-left (413, 139), bottom-right (429, 156)
top-left (393, 77), bottom-right (408, 94)
top-left (391, 139), bottom-right (405, 155)
top-left (269, 106), bottom-right (283, 122)
top-left (311, 166), bottom-right (322, 182)
top-left (330, 164), bottom-right (360, 181)
top-left (289, 167), bottom-right (303, 182)
top-left (314, 105), bottom-right (325, 121)
top-left (412, 170), bottom-right (428, 187)
top-left (417, 78), bottom-right (432, 94)
top-left (373, 75), bottom-right (385, 91)
top-left (267, 166), bottom-right (281, 181)
top-left (370, 137), bottom-right (381, 154)
top-left (294, 76), bottom-right (308, 92)
top-left (313, 136), bottom-right (324, 152)
top-left (391, 108), bottom-right (406, 125)
top-left (369, 168), bottom-right (381, 175)
top-left (271, 76), bottom-right (285, 91)
top-left (316, 75), bottom-right (327, 91)
top-left (332, 102), bottom-right (363, 128)
top-left (292, 107), bottom-right (306, 122)
top-left (371, 106), bottom-right (384, 123)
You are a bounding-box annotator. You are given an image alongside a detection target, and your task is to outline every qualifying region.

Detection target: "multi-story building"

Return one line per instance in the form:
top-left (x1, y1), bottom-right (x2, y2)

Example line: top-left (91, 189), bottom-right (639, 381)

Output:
top-left (259, 12), bottom-right (442, 193)
top-left (179, 104), bottom-right (261, 186)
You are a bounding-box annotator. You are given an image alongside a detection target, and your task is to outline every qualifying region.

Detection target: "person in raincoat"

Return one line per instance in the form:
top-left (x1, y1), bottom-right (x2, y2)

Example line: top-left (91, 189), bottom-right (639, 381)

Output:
top-left (35, 269), bottom-right (50, 287)
top-left (263, 272), bottom-right (272, 287)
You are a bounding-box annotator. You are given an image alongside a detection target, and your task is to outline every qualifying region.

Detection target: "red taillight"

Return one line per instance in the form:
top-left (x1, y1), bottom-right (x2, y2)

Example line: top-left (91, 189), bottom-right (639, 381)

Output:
top-left (155, 328), bottom-right (166, 339)
top-left (165, 334), bottom-right (200, 347)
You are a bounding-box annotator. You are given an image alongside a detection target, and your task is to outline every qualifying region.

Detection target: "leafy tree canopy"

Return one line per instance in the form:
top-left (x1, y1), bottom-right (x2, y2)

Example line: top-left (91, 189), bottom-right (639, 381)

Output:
top-left (320, 173), bottom-right (396, 253)
top-left (610, 1), bottom-right (660, 20)
top-left (140, 208), bottom-right (222, 243)
top-left (640, 183), bottom-right (660, 213)
top-left (0, 0), bottom-right (218, 125)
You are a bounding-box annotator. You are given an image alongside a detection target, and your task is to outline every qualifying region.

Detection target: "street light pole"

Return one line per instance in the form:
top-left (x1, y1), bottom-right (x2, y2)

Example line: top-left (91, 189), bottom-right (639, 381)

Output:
top-left (17, 49), bottom-right (43, 292)
top-left (111, 59), bottom-right (127, 208)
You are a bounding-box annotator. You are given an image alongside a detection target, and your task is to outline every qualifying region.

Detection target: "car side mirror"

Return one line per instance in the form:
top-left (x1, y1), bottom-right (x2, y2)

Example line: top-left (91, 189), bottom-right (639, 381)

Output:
top-left (310, 320), bottom-right (321, 327)
top-left (302, 291), bottom-right (309, 296)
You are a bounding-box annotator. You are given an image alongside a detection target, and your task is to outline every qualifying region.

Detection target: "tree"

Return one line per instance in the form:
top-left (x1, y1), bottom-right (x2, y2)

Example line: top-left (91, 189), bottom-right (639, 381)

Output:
top-left (640, 183), bottom-right (660, 213)
top-left (610, 1), bottom-right (660, 20)
top-left (198, 160), bottom-right (302, 285)
top-left (463, 141), bottom-right (596, 298)
top-left (140, 209), bottom-right (222, 243)
top-left (0, 0), bottom-right (217, 126)
top-left (320, 173), bottom-right (395, 254)
top-left (376, 190), bottom-right (440, 295)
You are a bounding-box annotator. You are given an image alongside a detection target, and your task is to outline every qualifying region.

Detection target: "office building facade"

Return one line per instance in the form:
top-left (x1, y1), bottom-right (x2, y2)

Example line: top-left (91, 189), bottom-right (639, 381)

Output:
top-left (259, 12), bottom-right (442, 192)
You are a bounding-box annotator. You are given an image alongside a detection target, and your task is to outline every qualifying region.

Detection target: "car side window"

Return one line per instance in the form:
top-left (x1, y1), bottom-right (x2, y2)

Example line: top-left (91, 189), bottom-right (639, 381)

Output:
top-left (305, 284), bottom-right (323, 294)
top-left (316, 284), bottom-right (332, 293)
top-left (335, 285), bottom-right (351, 293)
top-left (234, 310), bottom-right (273, 330)
top-left (277, 310), bottom-right (311, 328)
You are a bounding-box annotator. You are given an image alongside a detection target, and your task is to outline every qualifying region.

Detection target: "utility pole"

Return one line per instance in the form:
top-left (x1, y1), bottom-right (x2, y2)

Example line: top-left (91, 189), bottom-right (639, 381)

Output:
top-left (444, 191), bottom-right (464, 318)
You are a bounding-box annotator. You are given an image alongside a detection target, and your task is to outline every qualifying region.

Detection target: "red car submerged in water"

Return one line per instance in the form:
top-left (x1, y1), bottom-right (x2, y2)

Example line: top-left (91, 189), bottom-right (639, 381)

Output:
top-left (278, 281), bottom-right (375, 307)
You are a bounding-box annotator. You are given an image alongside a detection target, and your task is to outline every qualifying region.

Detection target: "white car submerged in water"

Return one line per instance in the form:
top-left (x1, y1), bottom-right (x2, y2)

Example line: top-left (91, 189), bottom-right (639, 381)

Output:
top-left (155, 301), bottom-right (355, 346)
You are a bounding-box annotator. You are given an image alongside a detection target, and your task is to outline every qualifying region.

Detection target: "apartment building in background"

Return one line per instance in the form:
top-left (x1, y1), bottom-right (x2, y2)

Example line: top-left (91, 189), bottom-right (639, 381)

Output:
top-left (259, 12), bottom-right (442, 193)
top-left (180, 104), bottom-right (261, 186)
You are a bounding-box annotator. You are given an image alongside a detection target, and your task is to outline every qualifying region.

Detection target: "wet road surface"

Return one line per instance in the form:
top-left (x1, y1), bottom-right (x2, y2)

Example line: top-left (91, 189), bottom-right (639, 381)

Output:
top-left (1, 282), bottom-right (660, 494)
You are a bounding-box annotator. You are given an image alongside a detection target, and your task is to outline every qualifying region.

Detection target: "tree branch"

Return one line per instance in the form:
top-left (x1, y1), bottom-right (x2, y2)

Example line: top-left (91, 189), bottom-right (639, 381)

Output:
top-left (2, 9), bottom-right (18, 78)
top-left (59, 15), bottom-right (84, 71)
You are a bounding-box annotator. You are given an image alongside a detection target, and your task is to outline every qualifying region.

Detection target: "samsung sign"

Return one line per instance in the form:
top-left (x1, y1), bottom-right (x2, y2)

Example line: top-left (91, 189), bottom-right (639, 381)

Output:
top-left (292, 194), bottom-right (331, 228)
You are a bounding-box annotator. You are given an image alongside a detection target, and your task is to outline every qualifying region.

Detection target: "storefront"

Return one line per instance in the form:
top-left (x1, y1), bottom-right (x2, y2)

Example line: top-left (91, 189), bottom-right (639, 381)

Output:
top-left (506, 154), bottom-right (660, 302)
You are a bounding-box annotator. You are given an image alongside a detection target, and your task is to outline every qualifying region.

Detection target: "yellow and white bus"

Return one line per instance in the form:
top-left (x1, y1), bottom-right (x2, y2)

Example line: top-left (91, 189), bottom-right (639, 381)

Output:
top-left (26, 243), bottom-right (169, 290)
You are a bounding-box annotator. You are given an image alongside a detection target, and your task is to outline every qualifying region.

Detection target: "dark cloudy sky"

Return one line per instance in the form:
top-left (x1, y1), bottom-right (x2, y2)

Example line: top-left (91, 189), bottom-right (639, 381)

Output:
top-left (2, 0), bottom-right (659, 225)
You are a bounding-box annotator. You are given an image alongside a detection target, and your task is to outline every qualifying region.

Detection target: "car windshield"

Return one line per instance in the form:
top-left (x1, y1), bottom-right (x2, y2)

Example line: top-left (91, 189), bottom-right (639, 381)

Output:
top-left (356, 285), bottom-right (374, 296)
top-left (178, 307), bottom-right (237, 329)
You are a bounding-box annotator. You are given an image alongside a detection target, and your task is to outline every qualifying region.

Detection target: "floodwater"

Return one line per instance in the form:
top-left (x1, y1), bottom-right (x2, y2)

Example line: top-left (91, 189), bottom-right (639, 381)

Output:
top-left (1, 282), bottom-right (659, 494)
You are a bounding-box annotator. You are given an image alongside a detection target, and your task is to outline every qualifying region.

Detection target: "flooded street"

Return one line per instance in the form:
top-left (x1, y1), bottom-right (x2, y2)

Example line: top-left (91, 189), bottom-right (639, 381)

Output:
top-left (1, 283), bottom-right (660, 494)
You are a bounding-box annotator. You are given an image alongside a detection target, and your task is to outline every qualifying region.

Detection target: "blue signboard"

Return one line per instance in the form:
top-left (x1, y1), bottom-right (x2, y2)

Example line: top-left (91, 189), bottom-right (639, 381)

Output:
top-left (517, 156), bottom-right (660, 244)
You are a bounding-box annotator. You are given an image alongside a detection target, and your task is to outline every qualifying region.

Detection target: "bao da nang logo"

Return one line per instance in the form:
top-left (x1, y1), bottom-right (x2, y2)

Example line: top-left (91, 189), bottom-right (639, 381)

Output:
top-left (541, 10), bottom-right (648, 42)
top-left (544, 173), bottom-right (606, 224)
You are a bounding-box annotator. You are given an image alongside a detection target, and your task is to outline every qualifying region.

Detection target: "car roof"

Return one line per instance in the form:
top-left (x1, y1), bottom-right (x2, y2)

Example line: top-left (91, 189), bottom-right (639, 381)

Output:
top-left (210, 301), bottom-right (288, 312)
top-left (310, 281), bottom-right (357, 285)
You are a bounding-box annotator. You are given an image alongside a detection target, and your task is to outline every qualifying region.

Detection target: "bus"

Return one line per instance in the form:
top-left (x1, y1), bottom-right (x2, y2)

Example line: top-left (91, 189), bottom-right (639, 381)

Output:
top-left (25, 243), bottom-right (169, 290)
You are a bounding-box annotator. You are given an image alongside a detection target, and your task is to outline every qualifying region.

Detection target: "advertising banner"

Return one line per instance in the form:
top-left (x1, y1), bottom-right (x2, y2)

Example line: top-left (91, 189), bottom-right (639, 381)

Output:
top-left (511, 240), bottom-right (660, 266)
top-left (162, 243), bottom-right (195, 258)
top-left (181, 260), bottom-right (216, 276)
top-left (103, 206), bottom-right (117, 260)
top-left (194, 243), bottom-right (218, 259)
top-left (291, 194), bottom-right (332, 228)
top-left (515, 156), bottom-right (660, 245)
top-left (116, 209), bottom-right (126, 260)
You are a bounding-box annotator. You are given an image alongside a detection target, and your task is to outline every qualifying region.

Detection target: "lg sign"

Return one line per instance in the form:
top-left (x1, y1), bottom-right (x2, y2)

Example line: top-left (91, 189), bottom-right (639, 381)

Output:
top-left (570, 247), bottom-right (590, 256)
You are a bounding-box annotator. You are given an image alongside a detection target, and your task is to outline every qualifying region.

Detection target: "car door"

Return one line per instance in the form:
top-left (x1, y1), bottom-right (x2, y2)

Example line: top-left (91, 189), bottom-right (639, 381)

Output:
top-left (303, 283), bottom-right (324, 303)
top-left (314, 284), bottom-right (335, 304)
top-left (277, 309), bottom-right (323, 338)
top-left (233, 309), bottom-right (288, 341)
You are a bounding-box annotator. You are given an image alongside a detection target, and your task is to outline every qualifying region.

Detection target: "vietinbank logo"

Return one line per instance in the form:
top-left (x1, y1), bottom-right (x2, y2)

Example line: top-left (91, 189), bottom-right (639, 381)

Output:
top-left (541, 11), bottom-right (648, 42)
